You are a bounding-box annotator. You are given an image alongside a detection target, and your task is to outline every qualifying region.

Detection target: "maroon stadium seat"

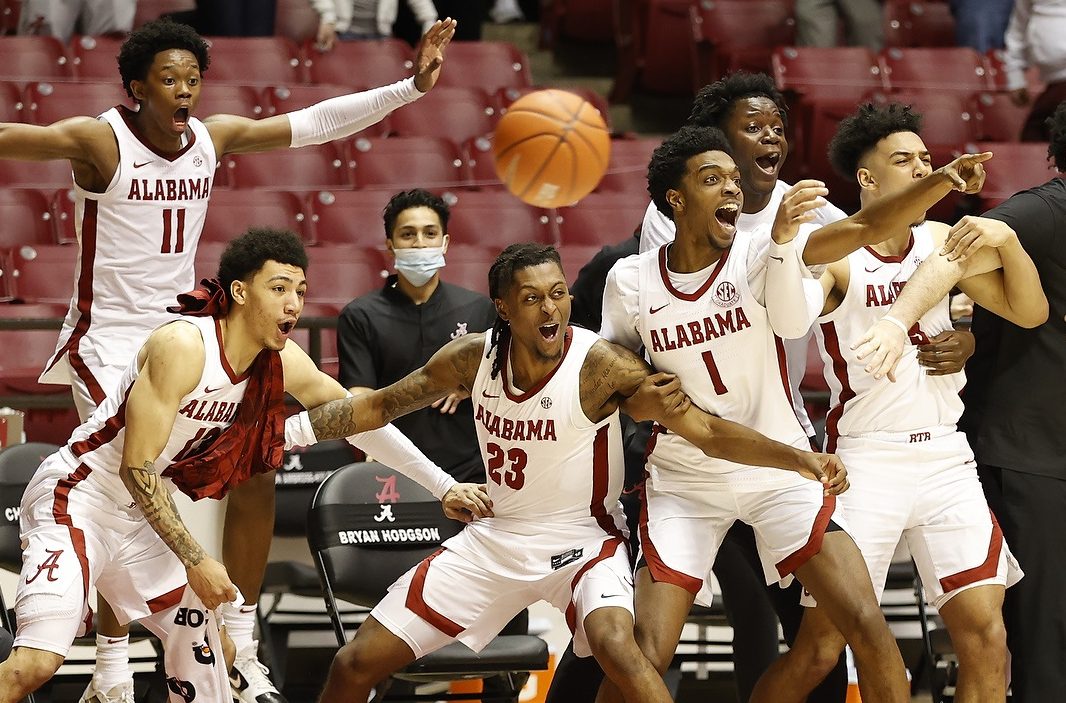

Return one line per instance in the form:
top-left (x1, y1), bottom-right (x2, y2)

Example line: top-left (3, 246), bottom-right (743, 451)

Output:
top-left (387, 86), bottom-right (498, 143)
top-left (879, 47), bottom-right (992, 93)
top-left (460, 135), bottom-right (504, 190)
top-left (972, 91), bottom-right (1030, 142)
top-left (197, 82), bottom-right (265, 119)
top-left (690, 0), bottom-right (795, 92)
top-left (871, 90), bottom-right (978, 149)
top-left (556, 192), bottom-right (648, 245)
top-left (596, 137), bottom-right (658, 195)
top-left (965, 141), bottom-right (1057, 209)
top-left (0, 190), bottom-right (60, 248)
top-left (446, 190), bottom-right (555, 248)
top-left (0, 81), bottom-right (25, 123)
top-left (306, 189), bottom-right (393, 247)
top-left (0, 159), bottom-right (72, 189)
top-left (69, 35), bottom-right (125, 81)
top-left (304, 39), bottom-right (412, 89)
top-left (627, 0), bottom-right (694, 97)
top-left (0, 303), bottom-right (71, 395)
top-left (200, 37), bottom-right (303, 85)
top-left (883, 0), bottom-right (956, 48)
top-left (986, 49), bottom-right (1046, 94)
top-left (224, 144), bottom-right (353, 191)
top-left (557, 244), bottom-right (603, 285)
top-left (434, 42), bottom-right (532, 92)
top-left (10, 243), bottom-right (78, 306)
top-left (201, 190), bottom-right (308, 243)
top-left (303, 245), bottom-right (389, 306)
top-left (0, 36), bottom-right (72, 81)
top-left (772, 46), bottom-right (885, 102)
top-left (349, 136), bottom-right (466, 191)
top-left (540, 0), bottom-right (615, 47)
top-left (24, 81), bottom-right (131, 125)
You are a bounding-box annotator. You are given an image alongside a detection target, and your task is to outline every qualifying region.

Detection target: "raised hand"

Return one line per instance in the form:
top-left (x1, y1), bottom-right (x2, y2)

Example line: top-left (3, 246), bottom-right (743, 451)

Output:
top-left (413, 18), bottom-right (458, 93)
top-left (442, 482), bottom-right (493, 522)
top-left (772, 179), bottom-right (828, 244)
top-left (935, 151), bottom-right (992, 194)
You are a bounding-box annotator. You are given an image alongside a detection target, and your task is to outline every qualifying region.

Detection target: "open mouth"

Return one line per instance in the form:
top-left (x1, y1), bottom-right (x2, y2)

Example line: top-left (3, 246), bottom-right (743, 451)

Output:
top-left (715, 202), bottom-right (739, 232)
top-left (539, 322), bottom-right (560, 341)
top-left (173, 107), bottom-right (189, 130)
top-left (278, 320), bottom-right (295, 336)
top-left (754, 152), bottom-right (781, 175)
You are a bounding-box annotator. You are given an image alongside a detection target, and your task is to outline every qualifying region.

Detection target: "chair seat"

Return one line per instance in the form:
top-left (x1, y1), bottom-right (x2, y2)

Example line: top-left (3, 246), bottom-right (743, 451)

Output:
top-left (262, 560), bottom-right (322, 598)
top-left (398, 635), bottom-right (549, 679)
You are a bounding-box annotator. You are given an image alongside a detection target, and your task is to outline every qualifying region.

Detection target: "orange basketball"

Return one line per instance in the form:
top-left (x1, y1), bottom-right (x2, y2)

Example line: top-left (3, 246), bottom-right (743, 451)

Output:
top-left (492, 89), bottom-right (611, 208)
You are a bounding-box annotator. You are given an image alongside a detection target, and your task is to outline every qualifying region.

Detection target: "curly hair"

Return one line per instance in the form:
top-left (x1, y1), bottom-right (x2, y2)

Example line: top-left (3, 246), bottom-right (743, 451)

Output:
top-left (382, 189), bottom-right (450, 238)
top-left (218, 228), bottom-right (308, 303)
top-left (647, 126), bottom-right (734, 220)
top-left (686, 71), bottom-right (788, 129)
top-left (486, 243), bottom-right (563, 379)
top-left (118, 18), bottom-right (210, 100)
top-left (1047, 101), bottom-right (1066, 172)
top-left (828, 102), bottom-right (923, 179)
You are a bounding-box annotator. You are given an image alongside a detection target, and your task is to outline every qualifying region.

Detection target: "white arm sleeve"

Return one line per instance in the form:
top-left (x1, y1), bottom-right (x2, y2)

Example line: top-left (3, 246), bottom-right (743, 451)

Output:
top-left (764, 238), bottom-right (823, 339)
top-left (283, 410), bottom-right (457, 500)
top-left (599, 257), bottom-right (644, 351)
top-left (639, 201), bottom-right (676, 253)
top-left (288, 79), bottom-right (423, 148)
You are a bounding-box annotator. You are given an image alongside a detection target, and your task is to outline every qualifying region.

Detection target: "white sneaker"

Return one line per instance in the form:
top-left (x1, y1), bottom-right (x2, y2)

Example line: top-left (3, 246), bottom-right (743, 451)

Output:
top-left (229, 640), bottom-right (287, 703)
top-left (79, 679), bottom-right (135, 703)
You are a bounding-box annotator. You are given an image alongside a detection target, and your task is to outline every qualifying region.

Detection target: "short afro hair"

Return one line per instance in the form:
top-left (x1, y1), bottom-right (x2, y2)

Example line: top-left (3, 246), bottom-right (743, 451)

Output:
top-left (1047, 101), bottom-right (1066, 172)
top-left (118, 18), bottom-right (210, 100)
top-left (218, 228), bottom-right (308, 303)
top-left (828, 102), bottom-right (923, 179)
top-left (647, 126), bottom-right (734, 220)
top-left (686, 71), bottom-right (788, 130)
top-left (383, 189), bottom-right (450, 239)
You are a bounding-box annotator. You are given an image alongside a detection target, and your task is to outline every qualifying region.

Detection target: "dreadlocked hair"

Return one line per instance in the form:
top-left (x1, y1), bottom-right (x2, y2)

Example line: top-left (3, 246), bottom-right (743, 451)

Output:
top-left (486, 243), bottom-right (563, 379)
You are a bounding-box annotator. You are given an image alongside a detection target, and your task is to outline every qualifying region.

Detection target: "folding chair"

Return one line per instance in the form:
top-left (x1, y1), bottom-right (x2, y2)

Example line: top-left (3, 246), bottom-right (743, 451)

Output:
top-left (307, 461), bottom-right (550, 701)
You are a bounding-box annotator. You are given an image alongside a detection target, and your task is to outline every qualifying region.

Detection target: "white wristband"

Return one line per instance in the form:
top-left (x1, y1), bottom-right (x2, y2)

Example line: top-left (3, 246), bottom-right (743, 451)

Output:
top-left (284, 411), bottom-right (319, 451)
top-left (882, 315), bottom-right (910, 335)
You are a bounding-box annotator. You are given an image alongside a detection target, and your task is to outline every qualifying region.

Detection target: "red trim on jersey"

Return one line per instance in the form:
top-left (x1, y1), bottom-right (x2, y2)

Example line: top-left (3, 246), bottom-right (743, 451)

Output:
top-left (657, 244), bottom-right (731, 302)
top-left (773, 335), bottom-right (806, 430)
top-left (939, 511), bottom-right (1004, 594)
top-left (820, 321), bottom-right (856, 454)
top-left (565, 537), bottom-right (626, 633)
top-left (500, 326), bottom-right (573, 403)
top-left (405, 548), bottom-right (464, 637)
top-left (775, 494), bottom-right (836, 577)
top-left (117, 106), bottom-right (198, 161)
top-left (44, 200), bottom-right (100, 397)
top-left (215, 318), bottom-right (252, 384)
top-left (51, 463), bottom-right (93, 606)
top-left (590, 425), bottom-right (626, 540)
top-left (863, 233), bottom-right (914, 264)
top-left (147, 584), bottom-right (186, 613)
top-left (70, 387), bottom-right (131, 457)
top-left (638, 484), bottom-right (703, 594)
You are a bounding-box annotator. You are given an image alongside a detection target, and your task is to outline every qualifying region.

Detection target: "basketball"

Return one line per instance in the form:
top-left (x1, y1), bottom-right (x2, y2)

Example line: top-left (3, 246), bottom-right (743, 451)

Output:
top-left (492, 89), bottom-right (611, 209)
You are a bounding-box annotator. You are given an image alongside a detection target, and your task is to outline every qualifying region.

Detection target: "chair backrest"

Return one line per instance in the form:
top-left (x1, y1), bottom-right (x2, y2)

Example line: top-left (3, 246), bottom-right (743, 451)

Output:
top-left (0, 442), bottom-right (60, 573)
top-left (307, 461), bottom-right (465, 608)
top-left (274, 439), bottom-right (358, 538)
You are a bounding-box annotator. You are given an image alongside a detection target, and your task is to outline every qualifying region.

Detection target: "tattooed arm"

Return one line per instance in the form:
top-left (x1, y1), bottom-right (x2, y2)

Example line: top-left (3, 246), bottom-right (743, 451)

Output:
top-left (581, 340), bottom-right (848, 493)
top-left (120, 322), bottom-right (238, 610)
top-left (307, 332), bottom-right (485, 441)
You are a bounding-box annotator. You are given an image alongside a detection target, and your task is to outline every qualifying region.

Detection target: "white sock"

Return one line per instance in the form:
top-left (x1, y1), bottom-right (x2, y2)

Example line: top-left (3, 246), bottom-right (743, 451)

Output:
top-left (93, 634), bottom-right (133, 691)
top-left (222, 602), bottom-right (258, 654)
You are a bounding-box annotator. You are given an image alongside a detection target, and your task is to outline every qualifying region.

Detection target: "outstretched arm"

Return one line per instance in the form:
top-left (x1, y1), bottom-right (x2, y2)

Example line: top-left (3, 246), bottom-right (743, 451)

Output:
top-left (120, 323), bottom-right (238, 611)
top-left (206, 19), bottom-right (456, 155)
top-left (582, 340), bottom-right (848, 494)
top-left (803, 152), bottom-right (992, 265)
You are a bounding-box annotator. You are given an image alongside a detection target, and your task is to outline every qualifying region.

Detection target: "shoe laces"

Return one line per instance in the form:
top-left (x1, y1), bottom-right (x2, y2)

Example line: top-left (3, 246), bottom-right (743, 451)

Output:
top-left (235, 643), bottom-right (277, 691)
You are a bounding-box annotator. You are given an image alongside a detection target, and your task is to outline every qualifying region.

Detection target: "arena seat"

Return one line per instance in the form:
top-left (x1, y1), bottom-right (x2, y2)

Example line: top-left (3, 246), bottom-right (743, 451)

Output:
top-left (0, 190), bottom-right (60, 248)
top-left (871, 90), bottom-right (977, 149)
top-left (304, 38), bottom-right (412, 89)
top-left (433, 41), bottom-right (532, 92)
top-left (625, 0), bottom-right (694, 98)
top-left (772, 46), bottom-right (885, 102)
top-left (201, 190), bottom-right (308, 243)
top-left (985, 49), bottom-right (1046, 94)
top-left (69, 34), bottom-right (125, 81)
top-left (964, 141), bottom-right (1056, 209)
top-left (348, 136), bottom-right (466, 191)
top-left (262, 84), bottom-right (387, 138)
top-left (223, 144), bottom-right (353, 191)
top-left (305, 189), bottom-right (393, 247)
top-left (0, 36), bottom-right (72, 81)
top-left (461, 135), bottom-right (505, 190)
top-left (0, 248), bottom-right (13, 301)
top-left (690, 0), bottom-right (795, 92)
top-left (596, 137), bottom-right (659, 195)
top-left (10, 244), bottom-right (79, 306)
top-left (0, 81), bottom-right (23, 123)
top-left (446, 190), bottom-right (555, 248)
top-left (539, 0), bottom-right (615, 47)
top-left (0, 307), bottom-right (68, 395)
top-left (0, 159), bottom-right (72, 189)
top-left (197, 82), bottom-right (266, 119)
top-left (971, 91), bottom-right (1029, 142)
top-left (883, 0), bottom-right (956, 48)
top-left (386, 86), bottom-right (498, 143)
top-left (200, 37), bottom-right (303, 85)
top-left (23, 81), bottom-right (131, 125)
top-left (879, 47), bottom-right (992, 93)
top-left (303, 245), bottom-right (388, 306)
top-left (557, 244), bottom-right (603, 285)
top-left (555, 192), bottom-right (648, 245)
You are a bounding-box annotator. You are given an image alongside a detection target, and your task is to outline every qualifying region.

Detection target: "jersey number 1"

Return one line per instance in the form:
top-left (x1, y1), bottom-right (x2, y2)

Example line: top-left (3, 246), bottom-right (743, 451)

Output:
top-left (486, 442), bottom-right (527, 490)
top-left (701, 350), bottom-right (729, 394)
top-left (161, 208), bottom-right (186, 253)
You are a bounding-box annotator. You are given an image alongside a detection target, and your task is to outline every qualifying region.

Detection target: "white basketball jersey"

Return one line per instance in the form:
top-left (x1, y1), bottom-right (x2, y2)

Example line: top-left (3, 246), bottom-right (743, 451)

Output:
top-left (814, 223), bottom-right (964, 450)
top-left (41, 106), bottom-right (217, 385)
top-left (634, 233), bottom-right (810, 489)
top-left (58, 316), bottom-right (252, 507)
top-left (466, 326), bottom-right (627, 539)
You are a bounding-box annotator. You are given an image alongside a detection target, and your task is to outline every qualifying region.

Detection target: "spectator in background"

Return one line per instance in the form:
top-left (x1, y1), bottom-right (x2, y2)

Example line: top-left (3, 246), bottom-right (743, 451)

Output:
top-left (794, 0), bottom-right (883, 51)
top-left (950, 0), bottom-right (1014, 53)
top-left (337, 189), bottom-right (496, 483)
top-left (311, 0), bottom-right (438, 51)
top-left (17, 0), bottom-right (134, 42)
top-left (199, 0), bottom-right (276, 36)
top-left (1002, 0), bottom-right (1066, 141)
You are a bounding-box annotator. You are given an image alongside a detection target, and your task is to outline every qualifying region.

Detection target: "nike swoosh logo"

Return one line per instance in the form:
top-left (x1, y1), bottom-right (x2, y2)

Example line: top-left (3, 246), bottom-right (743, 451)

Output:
top-left (229, 671), bottom-right (245, 690)
top-left (769, 255), bottom-right (784, 263)
top-left (204, 385), bottom-right (223, 394)
top-left (600, 593), bottom-right (626, 599)
top-left (482, 392), bottom-right (499, 399)
top-left (133, 161), bottom-right (152, 168)
top-left (649, 304), bottom-right (669, 314)
top-left (865, 266), bottom-right (883, 273)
